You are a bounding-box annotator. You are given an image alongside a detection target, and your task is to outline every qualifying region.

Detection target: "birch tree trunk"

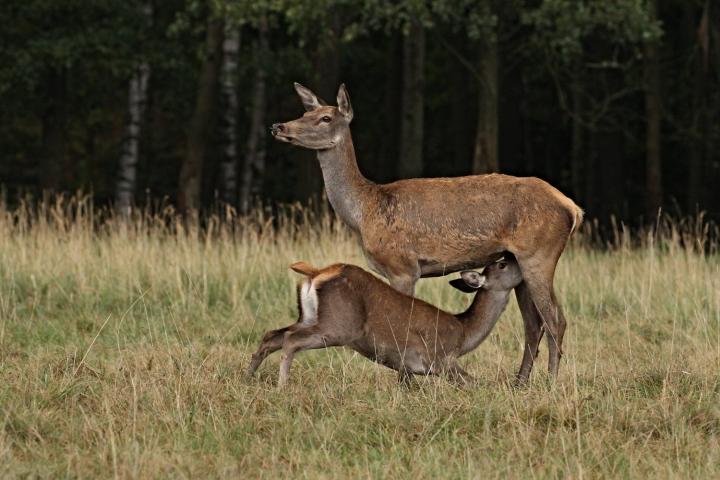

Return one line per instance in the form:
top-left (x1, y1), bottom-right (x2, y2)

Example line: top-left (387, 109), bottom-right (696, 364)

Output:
top-left (220, 25), bottom-right (240, 207)
top-left (239, 18), bottom-right (268, 214)
top-left (115, 3), bottom-right (152, 214)
top-left (115, 63), bottom-right (150, 213)
top-left (178, 18), bottom-right (224, 213)
top-left (397, 21), bottom-right (425, 179)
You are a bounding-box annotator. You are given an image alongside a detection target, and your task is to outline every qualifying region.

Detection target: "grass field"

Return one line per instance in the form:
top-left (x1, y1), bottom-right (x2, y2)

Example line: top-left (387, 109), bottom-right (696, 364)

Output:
top-left (1, 198), bottom-right (719, 478)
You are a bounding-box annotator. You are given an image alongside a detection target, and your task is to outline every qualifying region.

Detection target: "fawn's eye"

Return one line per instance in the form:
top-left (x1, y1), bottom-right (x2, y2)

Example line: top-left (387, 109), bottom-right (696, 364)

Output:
top-left (321, 116), bottom-right (332, 123)
top-left (498, 262), bottom-right (507, 269)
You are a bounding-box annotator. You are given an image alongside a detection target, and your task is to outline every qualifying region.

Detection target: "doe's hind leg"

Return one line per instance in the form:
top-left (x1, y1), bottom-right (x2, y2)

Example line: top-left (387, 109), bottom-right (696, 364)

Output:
top-left (514, 281), bottom-right (545, 385)
top-left (517, 254), bottom-right (567, 378)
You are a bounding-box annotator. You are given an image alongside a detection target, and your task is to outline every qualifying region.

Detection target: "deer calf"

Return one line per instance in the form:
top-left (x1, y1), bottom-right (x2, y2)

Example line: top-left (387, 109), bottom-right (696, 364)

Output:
top-left (245, 258), bottom-right (522, 386)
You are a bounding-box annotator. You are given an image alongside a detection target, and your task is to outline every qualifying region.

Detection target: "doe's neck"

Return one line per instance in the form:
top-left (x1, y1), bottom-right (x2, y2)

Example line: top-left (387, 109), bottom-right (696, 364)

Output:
top-left (316, 129), bottom-right (371, 230)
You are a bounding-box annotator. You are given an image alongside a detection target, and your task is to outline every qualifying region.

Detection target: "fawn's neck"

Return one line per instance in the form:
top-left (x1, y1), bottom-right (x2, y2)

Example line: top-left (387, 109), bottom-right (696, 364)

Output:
top-left (458, 290), bottom-right (511, 356)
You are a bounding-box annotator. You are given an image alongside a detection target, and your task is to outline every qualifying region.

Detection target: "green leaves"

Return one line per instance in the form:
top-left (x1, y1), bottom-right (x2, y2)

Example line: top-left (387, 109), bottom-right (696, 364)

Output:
top-left (523, 0), bottom-right (663, 65)
top-left (0, 0), bottom-right (148, 97)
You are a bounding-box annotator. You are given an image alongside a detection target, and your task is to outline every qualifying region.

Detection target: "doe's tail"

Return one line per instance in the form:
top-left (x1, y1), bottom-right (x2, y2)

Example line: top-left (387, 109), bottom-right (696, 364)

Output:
top-left (569, 202), bottom-right (584, 236)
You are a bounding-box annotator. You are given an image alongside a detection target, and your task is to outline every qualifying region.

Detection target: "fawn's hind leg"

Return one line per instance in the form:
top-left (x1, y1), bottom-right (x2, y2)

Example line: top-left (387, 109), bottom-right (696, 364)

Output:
top-left (246, 326), bottom-right (296, 378)
top-left (278, 326), bottom-right (332, 387)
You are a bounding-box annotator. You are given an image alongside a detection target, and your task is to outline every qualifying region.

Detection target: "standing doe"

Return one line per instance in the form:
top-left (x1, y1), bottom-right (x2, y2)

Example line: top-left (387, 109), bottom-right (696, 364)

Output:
top-left (246, 258), bottom-right (522, 387)
top-left (270, 83), bottom-right (583, 382)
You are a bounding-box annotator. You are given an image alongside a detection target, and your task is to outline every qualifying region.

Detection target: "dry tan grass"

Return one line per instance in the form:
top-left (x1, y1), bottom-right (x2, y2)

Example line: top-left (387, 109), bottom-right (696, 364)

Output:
top-left (0, 197), bottom-right (718, 478)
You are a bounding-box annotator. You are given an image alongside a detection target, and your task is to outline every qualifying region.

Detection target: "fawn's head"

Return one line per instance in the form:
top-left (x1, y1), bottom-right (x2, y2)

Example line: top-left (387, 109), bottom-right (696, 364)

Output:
top-left (450, 258), bottom-right (523, 293)
top-left (271, 83), bottom-right (353, 150)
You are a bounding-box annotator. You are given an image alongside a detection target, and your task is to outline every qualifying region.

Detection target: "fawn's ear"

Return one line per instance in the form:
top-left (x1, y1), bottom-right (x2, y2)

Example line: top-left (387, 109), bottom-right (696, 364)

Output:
top-left (449, 271), bottom-right (486, 293)
top-left (294, 82), bottom-right (327, 111)
top-left (290, 262), bottom-right (318, 276)
top-left (449, 278), bottom-right (477, 293)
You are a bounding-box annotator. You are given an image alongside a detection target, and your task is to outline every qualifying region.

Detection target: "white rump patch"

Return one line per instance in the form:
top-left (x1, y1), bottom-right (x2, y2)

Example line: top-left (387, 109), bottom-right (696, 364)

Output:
top-left (299, 279), bottom-right (319, 325)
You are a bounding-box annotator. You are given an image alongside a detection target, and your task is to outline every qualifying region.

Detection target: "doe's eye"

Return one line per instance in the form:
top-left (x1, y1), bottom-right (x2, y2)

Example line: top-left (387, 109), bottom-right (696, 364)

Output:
top-left (321, 116), bottom-right (332, 123)
top-left (498, 262), bottom-right (507, 269)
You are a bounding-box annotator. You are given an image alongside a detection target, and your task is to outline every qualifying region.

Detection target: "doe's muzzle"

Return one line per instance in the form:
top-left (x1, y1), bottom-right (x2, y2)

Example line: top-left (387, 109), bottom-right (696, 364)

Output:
top-left (270, 123), bottom-right (285, 136)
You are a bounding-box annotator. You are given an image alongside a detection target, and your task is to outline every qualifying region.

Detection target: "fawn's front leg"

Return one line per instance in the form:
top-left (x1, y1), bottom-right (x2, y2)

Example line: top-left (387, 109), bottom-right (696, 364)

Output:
top-left (397, 369), bottom-right (418, 389)
top-left (440, 358), bottom-right (475, 386)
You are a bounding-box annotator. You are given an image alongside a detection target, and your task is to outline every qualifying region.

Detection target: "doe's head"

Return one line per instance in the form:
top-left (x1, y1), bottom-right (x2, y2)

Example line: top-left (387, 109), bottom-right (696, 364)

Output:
top-left (270, 83), bottom-right (353, 150)
top-left (449, 258), bottom-right (523, 293)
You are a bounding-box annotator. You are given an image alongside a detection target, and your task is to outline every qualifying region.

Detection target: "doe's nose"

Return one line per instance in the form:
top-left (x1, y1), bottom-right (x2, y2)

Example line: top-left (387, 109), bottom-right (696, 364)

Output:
top-left (270, 123), bottom-right (284, 135)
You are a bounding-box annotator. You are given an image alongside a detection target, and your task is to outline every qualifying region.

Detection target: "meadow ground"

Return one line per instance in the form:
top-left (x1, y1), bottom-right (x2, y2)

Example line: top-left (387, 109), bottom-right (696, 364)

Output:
top-left (0, 198), bottom-right (719, 478)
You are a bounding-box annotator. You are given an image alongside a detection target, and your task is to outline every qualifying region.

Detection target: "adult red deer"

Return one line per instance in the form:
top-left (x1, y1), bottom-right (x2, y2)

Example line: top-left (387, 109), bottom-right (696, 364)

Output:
top-left (270, 83), bottom-right (583, 382)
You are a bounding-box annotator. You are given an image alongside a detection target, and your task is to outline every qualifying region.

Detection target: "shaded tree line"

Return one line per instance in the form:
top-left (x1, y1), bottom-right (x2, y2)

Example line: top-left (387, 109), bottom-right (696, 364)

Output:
top-left (0, 0), bottom-right (719, 226)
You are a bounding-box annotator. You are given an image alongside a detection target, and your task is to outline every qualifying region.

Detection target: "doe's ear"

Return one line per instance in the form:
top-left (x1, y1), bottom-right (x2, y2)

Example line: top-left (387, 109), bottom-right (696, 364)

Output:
top-left (290, 261), bottom-right (318, 277)
top-left (336, 83), bottom-right (353, 121)
top-left (294, 82), bottom-right (327, 111)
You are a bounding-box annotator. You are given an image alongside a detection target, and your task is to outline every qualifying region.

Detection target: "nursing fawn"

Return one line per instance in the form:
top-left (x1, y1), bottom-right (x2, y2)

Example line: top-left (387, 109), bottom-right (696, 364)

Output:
top-left (246, 258), bottom-right (522, 387)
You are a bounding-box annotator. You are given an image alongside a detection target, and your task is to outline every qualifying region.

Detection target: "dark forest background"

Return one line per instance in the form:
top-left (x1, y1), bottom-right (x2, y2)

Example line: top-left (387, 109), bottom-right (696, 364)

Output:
top-left (1, 0), bottom-right (719, 226)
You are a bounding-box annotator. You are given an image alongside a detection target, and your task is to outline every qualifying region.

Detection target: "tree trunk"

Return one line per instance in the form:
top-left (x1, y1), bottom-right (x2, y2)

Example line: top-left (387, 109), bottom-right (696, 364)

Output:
top-left (115, 3), bottom-right (152, 213)
top-left (451, 53), bottom-right (471, 176)
top-left (239, 18), bottom-right (269, 214)
top-left (584, 128), bottom-right (598, 220)
top-left (686, 110), bottom-right (704, 216)
top-left (313, 12), bottom-right (341, 104)
top-left (178, 18), bottom-right (224, 213)
top-left (397, 21), bottom-right (425, 179)
top-left (706, 0), bottom-right (720, 212)
top-left (590, 126), bottom-right (624, 224)
top-left (644, 0), bottom-right (663, 219)
top-left (377, 33), bottom-right (402, 183)
top-left (472, 34), bottom-right (499, 174)
top-left (691, 0), bottom-right (720, 212)
top-left (115, 62), bottom-right (150, 213)
top-left (220, 25), bottom-right (240, 207)
top-left (40, 68), bottom-right (67, 192)
top-left (295, 13), bottom-right (340, 202)
top-left (570, 82), bottom-right (585, 201)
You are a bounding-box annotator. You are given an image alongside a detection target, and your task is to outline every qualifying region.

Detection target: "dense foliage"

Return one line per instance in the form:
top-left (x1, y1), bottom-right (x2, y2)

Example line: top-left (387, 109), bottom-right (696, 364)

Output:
top-left (0, 0), bottom-right (718, 225)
